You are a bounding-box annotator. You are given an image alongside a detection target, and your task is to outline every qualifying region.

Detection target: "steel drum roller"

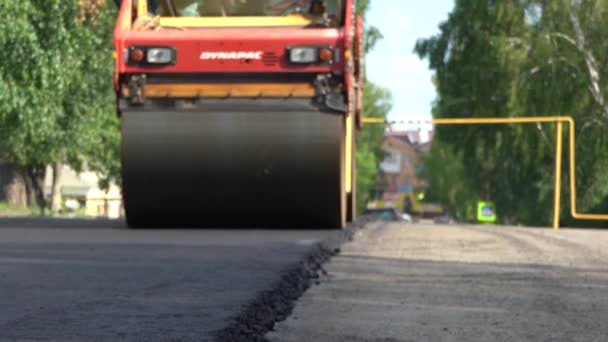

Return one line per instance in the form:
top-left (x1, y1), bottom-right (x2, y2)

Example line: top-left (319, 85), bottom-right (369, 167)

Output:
top-left (121, 101), bottom-right (345, 228)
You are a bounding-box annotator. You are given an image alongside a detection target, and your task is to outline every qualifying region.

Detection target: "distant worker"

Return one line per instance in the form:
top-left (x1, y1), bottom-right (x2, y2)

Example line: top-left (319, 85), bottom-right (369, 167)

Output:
top-left (402, 196), bottom-right (412, 215)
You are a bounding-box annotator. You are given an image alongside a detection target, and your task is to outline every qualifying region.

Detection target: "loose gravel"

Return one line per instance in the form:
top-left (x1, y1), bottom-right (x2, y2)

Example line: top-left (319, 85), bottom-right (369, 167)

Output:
top-left (215, 219), bottom-right (372, 342)
top-left (266, 223), bottom-right (608, 342)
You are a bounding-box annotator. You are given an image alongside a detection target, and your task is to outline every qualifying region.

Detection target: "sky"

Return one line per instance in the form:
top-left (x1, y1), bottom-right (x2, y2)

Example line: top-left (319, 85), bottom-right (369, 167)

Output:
top-left (366, 0), bottom-right (454, 135)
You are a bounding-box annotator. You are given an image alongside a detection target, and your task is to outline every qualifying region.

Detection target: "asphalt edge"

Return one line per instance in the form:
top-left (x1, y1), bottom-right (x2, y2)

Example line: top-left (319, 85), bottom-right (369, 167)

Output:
top-left (214, 218), bottom-right (372, 342)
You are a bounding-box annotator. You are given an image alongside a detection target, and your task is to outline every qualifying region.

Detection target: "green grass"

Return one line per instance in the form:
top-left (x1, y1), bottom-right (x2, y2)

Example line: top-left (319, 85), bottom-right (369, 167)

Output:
top-left (0, 202), bottom-right (37, 217)
top-left (0, 201), bottom-right (96, 218)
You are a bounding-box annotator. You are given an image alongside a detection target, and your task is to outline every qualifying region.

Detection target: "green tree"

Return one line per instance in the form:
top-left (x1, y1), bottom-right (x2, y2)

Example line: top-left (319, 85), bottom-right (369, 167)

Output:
top-left (356, 82), bottom-right (391, 211)
top-left (0, 0), bottom-right (118, 213)
top-left (354, 0), bottom-right (392, 212)
top-left (416, 0), bottom-right (608, 226)
top-left (0, 0), bottom-right (387, 216)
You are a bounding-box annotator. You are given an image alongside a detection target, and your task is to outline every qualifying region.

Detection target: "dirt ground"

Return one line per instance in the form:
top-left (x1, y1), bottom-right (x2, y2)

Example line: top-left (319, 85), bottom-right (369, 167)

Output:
top-left (267, 223), bottom-right (608, 342)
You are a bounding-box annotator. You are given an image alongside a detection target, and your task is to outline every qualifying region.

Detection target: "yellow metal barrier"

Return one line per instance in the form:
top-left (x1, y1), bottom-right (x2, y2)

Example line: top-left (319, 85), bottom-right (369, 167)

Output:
top-left (362, 116), bottom-right (608, 229)
top-left (554, 121), bottom-right (563, 230)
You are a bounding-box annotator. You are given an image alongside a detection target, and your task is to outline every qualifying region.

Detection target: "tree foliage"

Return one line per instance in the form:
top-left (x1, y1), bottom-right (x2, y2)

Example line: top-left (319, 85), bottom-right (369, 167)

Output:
top-left (0, 0), bottom-right (119, 211)
top-left (355, 0), bottom-right (392, 212)
top-left (0, 0), bottom-right (387, 214)
top-left (356, 81), bottom-right (391, 211)
top-left (416, 0), bottom-right (608, 226)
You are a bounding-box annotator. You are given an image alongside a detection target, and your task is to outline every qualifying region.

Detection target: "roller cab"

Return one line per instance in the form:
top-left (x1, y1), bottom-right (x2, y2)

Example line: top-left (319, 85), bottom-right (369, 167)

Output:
top-left (113, 0), bottom-right (363, 228)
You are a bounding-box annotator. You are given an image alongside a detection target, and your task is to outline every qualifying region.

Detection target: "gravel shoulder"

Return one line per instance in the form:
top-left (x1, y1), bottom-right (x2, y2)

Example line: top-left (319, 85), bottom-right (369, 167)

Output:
top-left (266, 224), bottom-right (608, 342)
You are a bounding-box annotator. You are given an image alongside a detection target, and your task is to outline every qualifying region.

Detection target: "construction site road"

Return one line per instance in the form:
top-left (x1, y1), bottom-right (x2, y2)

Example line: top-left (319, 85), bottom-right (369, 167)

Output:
top-left (0, 218), bottom-right (346, 342)
top-left (267, 223), bottom-right (608, 342)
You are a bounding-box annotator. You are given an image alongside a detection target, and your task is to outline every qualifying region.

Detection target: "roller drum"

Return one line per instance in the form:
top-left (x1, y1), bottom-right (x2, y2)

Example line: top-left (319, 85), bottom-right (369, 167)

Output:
top-left (121, 101), bottom-right (345, 228)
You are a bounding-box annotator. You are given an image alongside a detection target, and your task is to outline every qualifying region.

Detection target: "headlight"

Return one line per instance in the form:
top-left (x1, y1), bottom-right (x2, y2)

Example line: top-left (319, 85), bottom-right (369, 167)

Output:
top-left (288, 46), bottom-right (335, 65)
top-left (127, 46), bottom-right (175, 65)
top-left (147, 48), bottom-right (174, 64)
top-left (289, 47), bottom-right (318, 64)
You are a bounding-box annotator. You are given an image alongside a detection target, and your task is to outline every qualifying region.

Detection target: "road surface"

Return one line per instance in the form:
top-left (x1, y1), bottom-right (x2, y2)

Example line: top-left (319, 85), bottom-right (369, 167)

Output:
top-left (0, 218), bottom-right (340, 342)
top-left (268, 223), bottom-right (608, 342)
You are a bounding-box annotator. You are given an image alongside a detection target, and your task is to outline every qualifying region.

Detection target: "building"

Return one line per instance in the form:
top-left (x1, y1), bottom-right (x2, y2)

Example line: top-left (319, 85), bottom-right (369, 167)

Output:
top-left (379, 131), bottom-right (432, 195)
top-left (43, 165), bottom-right (123, 218)
top-left (0, 162), bottom-right (122, 218)
top-left (379, 133), bottom-right (424, 195)
top-left (372, 129), bottom-right (442, 217)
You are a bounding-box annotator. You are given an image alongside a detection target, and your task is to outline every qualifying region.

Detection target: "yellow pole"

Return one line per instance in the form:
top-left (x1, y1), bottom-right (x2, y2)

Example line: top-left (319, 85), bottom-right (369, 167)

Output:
top-left (553, 122), bottom-right (563, 230)
top-left (362, 117), bottom-right (388, 125)
top-left (568, 117), bottom-right (577, 216)
top-left (566, 117), bottom-right (608, 220)
top-left (345, 114), bottom-right (353, 193)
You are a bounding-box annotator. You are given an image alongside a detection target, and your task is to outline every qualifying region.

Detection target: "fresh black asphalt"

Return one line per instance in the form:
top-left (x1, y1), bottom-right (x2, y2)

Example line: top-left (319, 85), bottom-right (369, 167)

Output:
top-left (0, 218), bottom-right (357, 342)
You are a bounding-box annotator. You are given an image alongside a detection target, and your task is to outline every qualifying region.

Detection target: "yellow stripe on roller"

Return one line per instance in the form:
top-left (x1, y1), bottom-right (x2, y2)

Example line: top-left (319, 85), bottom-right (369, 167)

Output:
top-left (133, 83), bottom-right (316, 98)
top-left (158, 16), bottom-right (312, 28)
top-left (345, 113), bottom-right (353, 193)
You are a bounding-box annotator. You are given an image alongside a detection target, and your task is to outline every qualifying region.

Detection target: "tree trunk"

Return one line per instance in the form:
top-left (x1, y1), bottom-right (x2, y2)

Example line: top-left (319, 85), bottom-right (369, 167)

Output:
top-left (567, 12), bottom-right (608, 124)
top-left (23, 171), bottom-right (35, 208)
top-left (50, 162), bottom-right (63, 214)
top-left (23, 165), bottom-right (47, 215)
top-left (0, 162), bottom-right (27, 207)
